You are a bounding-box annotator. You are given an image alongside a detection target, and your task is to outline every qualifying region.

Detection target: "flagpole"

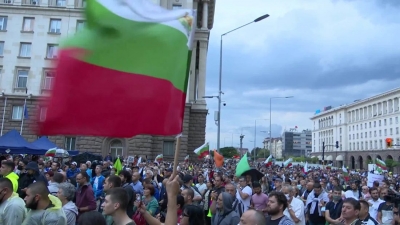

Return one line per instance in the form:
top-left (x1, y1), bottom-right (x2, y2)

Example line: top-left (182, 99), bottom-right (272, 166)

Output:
top-left (20, 98), bottom-right (27, 134)
top-left (1, 96), bottom-right (7, 136)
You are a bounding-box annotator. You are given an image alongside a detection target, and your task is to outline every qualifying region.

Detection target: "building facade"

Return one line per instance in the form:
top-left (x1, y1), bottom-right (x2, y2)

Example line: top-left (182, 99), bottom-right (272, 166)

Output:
top-left (281, 130), bottom-right (312, 158)
top-left (310, 88), bottom-right (400, 169)
top-left (0, 0), bottom-right (215, 160)
top-left (262, 137), bottom-right (283, 159)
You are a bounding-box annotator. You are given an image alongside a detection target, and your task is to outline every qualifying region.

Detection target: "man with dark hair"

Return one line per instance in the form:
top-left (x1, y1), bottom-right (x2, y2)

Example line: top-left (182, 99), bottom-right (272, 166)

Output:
top-left (103, 174), bottom-right (122, 224)
top-left (367, 187), bottom-right (383, 220)
top-left (341, 198), bottom-right (361, 225)
top-left (0, 160), bottom-right (19, 192)
top-left (118, 170), bottom-right (135, 217)
top-left (0, 178), bottom-right (26, 224)
top-left (359, 200), bottom-right (379, 225)
top-left (325, 186), bottom-right (344, 225)
top-left (23, 181), bottom-right (67, 224)
top-left (305, 183), bottom-right (329, 225)
top-left (75, 171), bottom-right (96, 219)
top-left (102, 187), bottom-right (135, 225)
top-left (266, 191), bottom-right (294, 225)
top-left (18, 162), bottom-right (48, 199)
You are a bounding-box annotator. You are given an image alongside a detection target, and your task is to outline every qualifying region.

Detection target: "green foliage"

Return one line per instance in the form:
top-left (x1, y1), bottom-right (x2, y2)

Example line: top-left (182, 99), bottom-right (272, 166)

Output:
top-left (220, 147), bottom-right (239, 158)
top-left (288, 156), bottom-right (318, 164)
top-left (256, 148), bottom-right (270, 158)
top-left (384, 159), bottom-right (400, 172)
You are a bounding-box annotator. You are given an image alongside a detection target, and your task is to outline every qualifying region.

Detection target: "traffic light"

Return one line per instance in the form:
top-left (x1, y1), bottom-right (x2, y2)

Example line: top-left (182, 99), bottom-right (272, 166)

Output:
top-left (335, 141), bottom-right (339, 149)
top-left (386, 138), bottom-right (393, 148)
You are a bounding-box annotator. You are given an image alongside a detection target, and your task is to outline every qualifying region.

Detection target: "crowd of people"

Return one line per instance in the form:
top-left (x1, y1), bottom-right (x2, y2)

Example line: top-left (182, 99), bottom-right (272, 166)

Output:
top-left (0, 153), bottom-right (399, 225)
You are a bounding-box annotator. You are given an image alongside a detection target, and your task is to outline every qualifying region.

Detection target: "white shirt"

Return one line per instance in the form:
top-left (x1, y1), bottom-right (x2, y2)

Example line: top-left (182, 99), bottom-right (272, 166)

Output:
top-left (283, 197), bottom-right (305, 225)
top-left (196, 183), bottom-right (207, 195)
top-left (368, 199), bottom-right (384, 220)
top-left (236, 186), bottom-right (252, 211)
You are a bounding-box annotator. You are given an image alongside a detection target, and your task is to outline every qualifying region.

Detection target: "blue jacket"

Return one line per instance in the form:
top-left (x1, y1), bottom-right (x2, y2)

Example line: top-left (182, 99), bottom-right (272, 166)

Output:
top-left (91, 175), bottom-right (105, 199)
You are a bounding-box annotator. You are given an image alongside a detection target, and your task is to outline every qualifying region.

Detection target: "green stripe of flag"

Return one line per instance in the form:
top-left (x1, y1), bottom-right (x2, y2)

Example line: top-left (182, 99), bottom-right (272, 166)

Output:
top-left (62, 0), bottom-right (192, 92)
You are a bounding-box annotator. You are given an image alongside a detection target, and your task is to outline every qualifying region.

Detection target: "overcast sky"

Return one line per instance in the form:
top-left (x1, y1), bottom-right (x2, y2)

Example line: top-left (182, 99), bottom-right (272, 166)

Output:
top-left (204, 0), bottom-right (400, 151)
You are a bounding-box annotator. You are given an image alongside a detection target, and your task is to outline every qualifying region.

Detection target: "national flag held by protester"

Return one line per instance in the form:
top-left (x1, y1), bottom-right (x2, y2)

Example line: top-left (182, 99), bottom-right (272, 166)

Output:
top-left (154, 154), bottom-right (163, 162)
top-left (283, 158), bottom-right (293, 168)
top-left (264, 155), bottom-right (273, 166)
top-left (184, 155), bottom-right (189, 162)
top-left (193, 142), bottom-right (209, 158)
top-left (302, 161), bottom-right (308, 173)
top-left (342, 165), bottom-right (350, 181)
top-left (375, 158), bottom-right (387, 170)
top-left (38, 0), bottom-right (196, 138)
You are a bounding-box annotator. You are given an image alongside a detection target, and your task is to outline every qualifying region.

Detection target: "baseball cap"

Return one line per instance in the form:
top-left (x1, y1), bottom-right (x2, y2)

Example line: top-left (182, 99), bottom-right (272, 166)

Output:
top-left (182, 174), bottom-right (193, 183)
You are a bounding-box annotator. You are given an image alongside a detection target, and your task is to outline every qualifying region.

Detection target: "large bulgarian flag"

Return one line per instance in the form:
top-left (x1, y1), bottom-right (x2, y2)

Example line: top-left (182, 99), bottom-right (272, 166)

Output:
top-left (39, 0), bottom-right (196, 137)
top-left (194, 142), bottom-right (209, 158)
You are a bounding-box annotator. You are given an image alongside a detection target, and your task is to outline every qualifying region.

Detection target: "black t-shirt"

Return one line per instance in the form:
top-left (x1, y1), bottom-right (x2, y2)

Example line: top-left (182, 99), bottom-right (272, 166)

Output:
top-left (308, 194), bottom-right (326, 224)
top-left (325, 200), bottom-right (343, 220)
top-left (265, 215), bottom-right (284, 225)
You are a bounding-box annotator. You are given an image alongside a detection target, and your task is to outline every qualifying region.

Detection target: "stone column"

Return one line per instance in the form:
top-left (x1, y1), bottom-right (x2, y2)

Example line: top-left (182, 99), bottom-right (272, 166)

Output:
top-left (195, 40), bottom-right (207, 107)
top-left (201, 0), bottom-right (209, 29)
top-left (187, 41), bottom-right (197, 103)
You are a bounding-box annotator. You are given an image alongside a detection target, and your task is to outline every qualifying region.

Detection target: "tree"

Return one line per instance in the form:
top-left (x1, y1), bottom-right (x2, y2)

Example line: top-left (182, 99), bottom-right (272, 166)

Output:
top-left (219, 147), bottom-right (239, 158)
top-left (310, 157), bottom-right (318, 164)
top-left (256, 148), bottom-right (270, 158)
top-left (385, 159), bottom-right (400, 172)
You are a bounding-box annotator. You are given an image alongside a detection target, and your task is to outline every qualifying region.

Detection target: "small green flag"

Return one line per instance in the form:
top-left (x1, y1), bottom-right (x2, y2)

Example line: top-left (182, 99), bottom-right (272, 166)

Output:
top-left (235, 154), bottom-right (251, 177)
top-left (114, 158), bottom-right (123, 174)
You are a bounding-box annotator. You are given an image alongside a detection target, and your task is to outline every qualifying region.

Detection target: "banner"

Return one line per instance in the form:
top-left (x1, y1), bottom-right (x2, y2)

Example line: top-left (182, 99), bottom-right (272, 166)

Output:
top-left (367, 173), bottom-right (384, 187)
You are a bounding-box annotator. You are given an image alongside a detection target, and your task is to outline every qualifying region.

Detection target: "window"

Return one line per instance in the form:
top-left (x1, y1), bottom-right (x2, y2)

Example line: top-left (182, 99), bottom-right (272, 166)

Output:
top-left (56, 0), bottom-right (66, 6)
top-left (81, 0), bottom-right (86, 7)
top-left (22, 17), bottom-right (34, 32)
top-left (110, 140), bottom-right (123, 159)
top-left (172, 4), bottom-right (182, 9)
top-left (0, 16), bottom-right (7, 31)
top-left (19, 43), bottom-right (31, 57)
top-left (0, 41), bottom-right (4, 56)
top-left (76, 20), bottom-right (86, 32)
top-left (16, 69), bottom-right (28, 88)
top-left (65, 137), bottom-right (76, 150)
top-left (39, 107), bottom-right (47, 122)
top-left (163, 141), bottom-right (175, 156)
top-left (46, 44), bottom-right (58, 58)
top-left (49, 19), bottom-right (61, 33)
top-left (12, 106), bottom-right (23, 120)
top-left (43, 71), bottom-right (55, 90)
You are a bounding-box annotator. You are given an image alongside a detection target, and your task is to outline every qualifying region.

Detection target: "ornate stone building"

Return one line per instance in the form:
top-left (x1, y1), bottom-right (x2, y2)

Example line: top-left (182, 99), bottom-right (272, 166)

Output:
top-left (310, 88), bottom-right (400, 170)
top-left (0, 0), bottom-right (215, 160)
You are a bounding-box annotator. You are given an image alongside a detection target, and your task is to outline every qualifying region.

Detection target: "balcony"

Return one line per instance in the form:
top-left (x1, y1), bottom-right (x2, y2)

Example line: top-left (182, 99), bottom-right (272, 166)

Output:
top-left (1, 0), bottom-right (13, 4)
top-left (48, 0), bottom-right (66, 7)
top-left (22, 0), bottom-right (39, 5)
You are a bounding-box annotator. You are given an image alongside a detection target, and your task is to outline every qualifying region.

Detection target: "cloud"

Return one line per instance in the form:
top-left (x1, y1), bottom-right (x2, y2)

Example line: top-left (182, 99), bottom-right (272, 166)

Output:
top-left (204, 0), bottom-right (400, 151)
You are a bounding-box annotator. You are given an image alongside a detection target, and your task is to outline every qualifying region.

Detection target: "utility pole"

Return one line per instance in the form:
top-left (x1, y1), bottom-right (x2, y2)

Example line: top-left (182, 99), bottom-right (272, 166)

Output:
top-left (240, 134), bottom-right (244, 157)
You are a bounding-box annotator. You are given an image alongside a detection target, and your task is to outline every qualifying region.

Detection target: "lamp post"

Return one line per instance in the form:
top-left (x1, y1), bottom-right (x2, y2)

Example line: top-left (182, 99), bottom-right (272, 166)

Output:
top-left (254, 119), bottom-right (268, 161)
top-left (260, 130), bottom-right (267, 157)
top-left (270, 96), bottom-right (294, 158)
top-left (212, 13), bottom-right (269, 153)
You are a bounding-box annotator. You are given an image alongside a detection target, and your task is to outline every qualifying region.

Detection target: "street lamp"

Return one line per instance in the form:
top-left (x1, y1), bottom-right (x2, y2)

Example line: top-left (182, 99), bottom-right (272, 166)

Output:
top-left (213, 13), bottom-right (270, 153)
top-left (254, 119), bottom-right (268, 161)
top-left (269, 96), bottom-right (294, 158)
